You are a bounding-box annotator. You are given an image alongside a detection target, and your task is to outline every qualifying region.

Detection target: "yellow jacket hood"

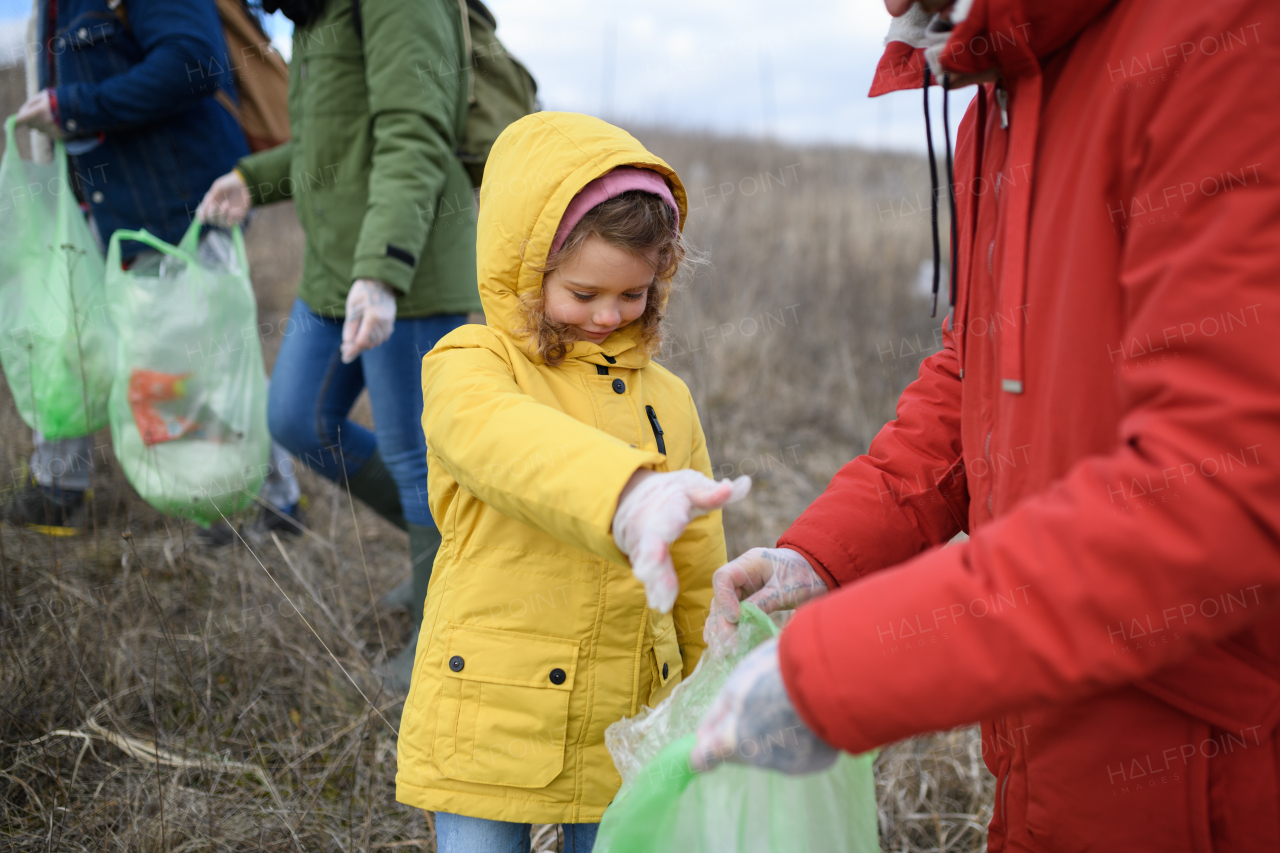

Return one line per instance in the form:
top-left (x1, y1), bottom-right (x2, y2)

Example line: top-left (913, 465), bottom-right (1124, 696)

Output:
top-left (476, 112), bottom-right (688, 366)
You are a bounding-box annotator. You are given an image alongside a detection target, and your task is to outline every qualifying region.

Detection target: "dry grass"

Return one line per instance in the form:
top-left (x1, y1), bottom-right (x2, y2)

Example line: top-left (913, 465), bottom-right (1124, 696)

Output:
top-left (1, 59), bottom-right (992, 851)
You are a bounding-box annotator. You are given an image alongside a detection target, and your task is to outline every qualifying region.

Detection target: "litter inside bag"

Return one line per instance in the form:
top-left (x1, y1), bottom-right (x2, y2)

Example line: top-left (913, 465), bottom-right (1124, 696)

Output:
top-left (127, 369), bottom-right (241, 445)
top-left (595, 603), bottom-right (879, 853)
top-left (0, 116), bottom-right (114, 439)
top-left (105, 223), bottom-right (269, 526)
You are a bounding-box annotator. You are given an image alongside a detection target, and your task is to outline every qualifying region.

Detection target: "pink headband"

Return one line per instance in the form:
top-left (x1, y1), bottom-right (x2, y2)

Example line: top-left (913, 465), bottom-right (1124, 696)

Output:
top-left (550, 166), bottom-right (680, 259)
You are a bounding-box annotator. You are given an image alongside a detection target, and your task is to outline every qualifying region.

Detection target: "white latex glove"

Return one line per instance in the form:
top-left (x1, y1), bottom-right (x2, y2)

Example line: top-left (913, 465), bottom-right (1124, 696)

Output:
top-left (14, 90), bottom-right (64, 139)
top-left (691, 637), bottom-right (839, 775)
top-left (340, 278), bottom-right (397, 364)
top-left (613, 469), bottom-right (751, 613)
top-left (197, 170), bottom-right (252, 227)
top-left (704, 547), bottom-right (829, 651)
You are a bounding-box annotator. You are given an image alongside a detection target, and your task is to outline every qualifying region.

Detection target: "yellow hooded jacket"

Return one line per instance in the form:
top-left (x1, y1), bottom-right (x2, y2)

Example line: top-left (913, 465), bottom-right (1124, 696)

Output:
top-left (395, 113), bottom-right (728, 823)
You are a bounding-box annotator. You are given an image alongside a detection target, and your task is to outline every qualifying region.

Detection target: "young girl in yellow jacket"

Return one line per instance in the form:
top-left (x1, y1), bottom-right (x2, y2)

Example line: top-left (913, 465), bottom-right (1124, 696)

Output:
top-left (394, 113), bottom-right (750, 850)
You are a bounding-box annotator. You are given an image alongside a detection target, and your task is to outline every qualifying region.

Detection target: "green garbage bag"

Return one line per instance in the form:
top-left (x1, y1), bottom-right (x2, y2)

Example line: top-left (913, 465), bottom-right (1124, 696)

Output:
top-left (105, 221), bottom-right (269, 526)
top-left (0, 115), bottom-right (114, 439)
top-left (596, 603), bottom-right (879, 853)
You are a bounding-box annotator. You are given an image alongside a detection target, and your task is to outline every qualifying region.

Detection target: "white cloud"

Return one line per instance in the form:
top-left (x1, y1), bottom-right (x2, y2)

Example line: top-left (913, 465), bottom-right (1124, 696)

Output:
top-left (486, 0), bottom-right (974, 151)
top-left (0, 15), bottom-right (27, 69)
top-left (1, 1), bottom-right (975, 153)
top-left (260, 9), bottom-right (293, 62)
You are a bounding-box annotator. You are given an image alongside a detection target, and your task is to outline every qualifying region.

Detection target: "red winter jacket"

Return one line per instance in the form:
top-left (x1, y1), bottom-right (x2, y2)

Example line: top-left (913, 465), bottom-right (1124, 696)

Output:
top-left (776, 1), bottom-right (1280, 851)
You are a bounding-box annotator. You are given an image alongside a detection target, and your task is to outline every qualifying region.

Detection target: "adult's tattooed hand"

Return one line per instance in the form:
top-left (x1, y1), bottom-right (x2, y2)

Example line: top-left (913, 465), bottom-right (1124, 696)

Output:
top-left (704, 547), bottom-right (829, 651)
top-left (690, 638), bottom-right (839, 775)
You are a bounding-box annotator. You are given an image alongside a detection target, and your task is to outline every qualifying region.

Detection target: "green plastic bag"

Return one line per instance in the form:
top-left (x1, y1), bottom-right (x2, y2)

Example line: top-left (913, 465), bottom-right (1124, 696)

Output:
top-left (105, 221), bottom-right (269, 526)
top-left (596, 604), bottom-right (879, 853)
top-left (0, 115), bottom-right (114, 439)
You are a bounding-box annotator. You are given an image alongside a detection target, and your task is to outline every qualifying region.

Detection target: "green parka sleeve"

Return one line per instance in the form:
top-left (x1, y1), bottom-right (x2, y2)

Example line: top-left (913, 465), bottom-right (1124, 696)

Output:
top-left (350, 0), bottom-right (466, 292)
top-left (238, 141), bottom-right (295, 206)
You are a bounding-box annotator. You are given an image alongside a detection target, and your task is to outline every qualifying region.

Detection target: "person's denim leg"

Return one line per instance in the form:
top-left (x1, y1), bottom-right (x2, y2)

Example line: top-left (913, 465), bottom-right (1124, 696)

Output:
top-left (359, 313), bottom-right (467, 527)
top-left (562, 823), bottom-right (599, 853)
top-left (258, 378), bottom-right (301, 512)
top-left (266, 299), bottom-right (376, 482)
top-left (434, 812), bottom-right (530, 853)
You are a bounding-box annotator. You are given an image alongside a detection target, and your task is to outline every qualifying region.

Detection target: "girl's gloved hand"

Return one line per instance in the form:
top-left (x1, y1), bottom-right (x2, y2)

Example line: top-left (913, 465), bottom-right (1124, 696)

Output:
top-left (341, 278), bottom-right (398, 363)
top-left (690, 637), bottom-right (839, 775)
top-left (613, 469), bottom-right (751, 613)
top-left (704, 547), bottom-right (829, 651)
top-left (197, 170), bottom-right (252, 227)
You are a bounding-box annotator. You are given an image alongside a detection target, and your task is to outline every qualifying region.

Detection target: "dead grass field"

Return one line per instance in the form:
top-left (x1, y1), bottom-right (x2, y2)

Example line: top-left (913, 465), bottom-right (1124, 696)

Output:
top-left (1, 62), bottom-right (992, 853)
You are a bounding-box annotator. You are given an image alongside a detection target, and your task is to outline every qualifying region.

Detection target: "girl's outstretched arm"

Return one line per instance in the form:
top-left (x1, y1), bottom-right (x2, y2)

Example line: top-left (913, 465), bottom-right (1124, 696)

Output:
top-left (421, 330), bottom-right (664, 565)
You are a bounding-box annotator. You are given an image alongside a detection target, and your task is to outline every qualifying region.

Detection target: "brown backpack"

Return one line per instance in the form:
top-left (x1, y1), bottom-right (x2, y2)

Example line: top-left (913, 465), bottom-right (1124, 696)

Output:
top-left (215, 0), bottom-right (291, 152)
top-left (109, 0), bottom-right (291, 152)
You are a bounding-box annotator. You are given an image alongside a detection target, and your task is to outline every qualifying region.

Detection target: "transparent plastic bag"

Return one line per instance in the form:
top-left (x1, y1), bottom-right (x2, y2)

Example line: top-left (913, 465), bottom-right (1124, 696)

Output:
top-left (105, 221), bottom-right (269, 526)
top-left (0, 116), bottom-right (114, 439)
top-left (596, 603), bottom-right (879, 853)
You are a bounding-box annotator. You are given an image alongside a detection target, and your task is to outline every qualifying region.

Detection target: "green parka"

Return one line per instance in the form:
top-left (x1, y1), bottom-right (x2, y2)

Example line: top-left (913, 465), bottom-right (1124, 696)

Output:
top-left (235, 0), bottom-right (481, 318)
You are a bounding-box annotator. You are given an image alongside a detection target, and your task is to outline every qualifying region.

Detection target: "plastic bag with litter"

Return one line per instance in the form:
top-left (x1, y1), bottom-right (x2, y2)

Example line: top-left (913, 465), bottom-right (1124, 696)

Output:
top-left (105, 221), bottom-right (269, 526)
top-left (595, 602), bottom-right (879, 853)
top-left (0, 115), bottom-right (114, 440)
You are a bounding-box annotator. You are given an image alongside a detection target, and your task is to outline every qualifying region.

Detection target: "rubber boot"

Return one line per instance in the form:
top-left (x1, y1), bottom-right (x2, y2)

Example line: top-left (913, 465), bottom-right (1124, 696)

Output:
top-left (3, 484), bottom-right (85, 536)
top-left (387, 523), bottom-right (442, 690)
top-left (344, 450), bottom-right (408, 532)
top-left (350, 452), bottom-right (410, 609)
top-left (380, 511), bottom-right (429, 611)
top-left (380, 576), bottom-right (415, 611)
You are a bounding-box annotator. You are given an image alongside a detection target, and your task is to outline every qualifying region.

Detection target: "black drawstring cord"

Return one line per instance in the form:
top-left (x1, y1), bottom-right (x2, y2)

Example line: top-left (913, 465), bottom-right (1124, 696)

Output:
top-left (923, 65), bottom-right (941, 318)
top-left (923, 65), bottom-right (961, 318)
top-left (942, 74), bottom-right (958, 310)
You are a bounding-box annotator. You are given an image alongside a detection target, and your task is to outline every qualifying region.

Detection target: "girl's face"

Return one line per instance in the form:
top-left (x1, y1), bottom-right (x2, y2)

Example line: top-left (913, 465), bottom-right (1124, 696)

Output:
top-left (543, 235), bottom-right (654, 345)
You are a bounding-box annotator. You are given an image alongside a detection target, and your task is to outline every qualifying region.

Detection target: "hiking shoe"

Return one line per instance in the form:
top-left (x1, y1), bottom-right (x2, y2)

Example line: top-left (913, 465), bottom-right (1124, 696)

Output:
top-left (256, 502), bottom-right (304, 537)
top-left (192, 521), bottom-right (237, 547)
top-left (1, 486), bottom-right (85, 535)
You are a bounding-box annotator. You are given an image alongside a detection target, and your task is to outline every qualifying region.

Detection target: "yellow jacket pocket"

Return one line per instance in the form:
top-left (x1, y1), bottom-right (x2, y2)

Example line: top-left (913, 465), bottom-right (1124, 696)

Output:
top-left (433, 624), bottom-right (580, 788)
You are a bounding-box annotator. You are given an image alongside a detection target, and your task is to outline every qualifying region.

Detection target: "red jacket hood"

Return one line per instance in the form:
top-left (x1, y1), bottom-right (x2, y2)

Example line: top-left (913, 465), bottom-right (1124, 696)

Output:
top-left (871, 0), bottom-right (1118, 394)
top-left (869, 0), bottom-right (1117, 96)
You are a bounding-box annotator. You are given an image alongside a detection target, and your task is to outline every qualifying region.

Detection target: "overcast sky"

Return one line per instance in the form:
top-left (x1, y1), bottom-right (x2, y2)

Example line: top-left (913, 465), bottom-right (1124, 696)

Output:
top-left (0, 0), bottom-right (973, 152)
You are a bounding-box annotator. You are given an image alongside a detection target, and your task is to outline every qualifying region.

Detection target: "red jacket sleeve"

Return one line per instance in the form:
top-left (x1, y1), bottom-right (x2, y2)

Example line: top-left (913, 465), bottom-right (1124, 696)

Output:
top-left (777, 323), bottom-right (969, 589)
top-left (779, 39), bottom-right (1280, 755)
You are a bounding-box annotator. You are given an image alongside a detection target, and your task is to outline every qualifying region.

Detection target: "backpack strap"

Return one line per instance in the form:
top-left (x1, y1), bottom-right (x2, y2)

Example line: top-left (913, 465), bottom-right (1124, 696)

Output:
top-left (457, 0), bottom-right (475, 105)
top-left (349, 0), bottom-right (471, 152)
top-left (213, 89), bottom-right (242, 123)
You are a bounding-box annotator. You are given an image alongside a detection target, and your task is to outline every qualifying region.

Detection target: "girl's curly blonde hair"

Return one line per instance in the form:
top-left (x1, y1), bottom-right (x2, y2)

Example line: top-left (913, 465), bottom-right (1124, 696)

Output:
top-left (518, 190), bottom-right (687, 366)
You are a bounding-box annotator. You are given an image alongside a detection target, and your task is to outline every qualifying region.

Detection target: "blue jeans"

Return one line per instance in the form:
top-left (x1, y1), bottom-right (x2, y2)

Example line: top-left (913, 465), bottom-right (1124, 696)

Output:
top-left (434, 813), bottom-right (598, 853)
top-left (267, 299), bottom-right (466, 527)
